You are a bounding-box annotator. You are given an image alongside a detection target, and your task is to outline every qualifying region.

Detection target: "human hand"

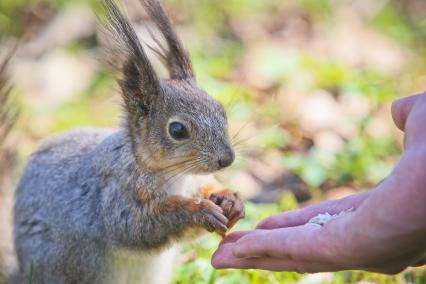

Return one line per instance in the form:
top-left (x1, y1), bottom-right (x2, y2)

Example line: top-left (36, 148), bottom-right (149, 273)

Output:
top-left (212, 93), bottom-right (426, 273)
top-left (211, 193), bottom-right (368, 273)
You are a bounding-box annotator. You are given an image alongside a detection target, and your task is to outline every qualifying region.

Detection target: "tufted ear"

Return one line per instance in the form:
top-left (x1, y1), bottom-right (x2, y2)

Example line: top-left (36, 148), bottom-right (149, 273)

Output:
top-left (140, 0), bottom-right (195, 80)
top-left (101, 0), bottom-right (161, 115)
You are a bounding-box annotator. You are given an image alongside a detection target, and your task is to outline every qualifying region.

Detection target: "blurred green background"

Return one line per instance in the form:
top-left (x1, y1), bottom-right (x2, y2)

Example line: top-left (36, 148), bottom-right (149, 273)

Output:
top-left (1, 0), bottom-right (426, 283)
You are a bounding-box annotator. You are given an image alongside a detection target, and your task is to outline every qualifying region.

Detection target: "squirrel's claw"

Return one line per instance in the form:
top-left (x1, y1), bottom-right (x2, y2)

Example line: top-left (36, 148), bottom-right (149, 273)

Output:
top-left (209, 190), bottom-right (245, 230)
top-left (195, 199), bottom-right (229, 236)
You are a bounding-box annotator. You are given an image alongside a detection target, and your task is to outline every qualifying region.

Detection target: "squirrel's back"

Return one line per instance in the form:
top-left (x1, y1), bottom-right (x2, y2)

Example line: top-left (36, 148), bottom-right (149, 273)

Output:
top-left (14, 128), bottom-right (120, 283)
top-left (15, 127), bottom-right (114, 202)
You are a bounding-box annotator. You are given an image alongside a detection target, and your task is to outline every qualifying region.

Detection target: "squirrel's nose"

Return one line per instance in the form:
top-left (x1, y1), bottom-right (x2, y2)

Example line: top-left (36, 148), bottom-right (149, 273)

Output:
top-left (217, 149), bottom-right (235, 169)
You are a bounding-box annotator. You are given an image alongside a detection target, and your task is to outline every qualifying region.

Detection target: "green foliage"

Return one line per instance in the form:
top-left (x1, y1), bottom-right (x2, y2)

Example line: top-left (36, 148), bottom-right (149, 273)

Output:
top-left (259, 126), bottom-right (289, 150)
top-left (372, 3), bottom-right (419, 46)
top-left (333, 135), bottom-right (399, 185)
top-left (283, 134), bottom-right (399, 188)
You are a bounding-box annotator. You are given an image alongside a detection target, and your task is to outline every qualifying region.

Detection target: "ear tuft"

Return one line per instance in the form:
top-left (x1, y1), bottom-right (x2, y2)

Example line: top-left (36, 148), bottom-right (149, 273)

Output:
top-left (100, 0), bottom-right (161, 103)
top-left (140, 0), bottom-right (195, 80)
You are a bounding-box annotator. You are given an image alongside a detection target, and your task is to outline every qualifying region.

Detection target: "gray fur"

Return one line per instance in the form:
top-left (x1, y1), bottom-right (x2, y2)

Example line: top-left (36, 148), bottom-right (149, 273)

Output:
top-left (13, 0), bottom-right (234, 283)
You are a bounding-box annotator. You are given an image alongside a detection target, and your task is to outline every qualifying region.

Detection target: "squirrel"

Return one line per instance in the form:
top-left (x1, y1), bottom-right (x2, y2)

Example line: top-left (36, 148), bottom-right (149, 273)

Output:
top-left (9, 0), bottom-right (245, 283)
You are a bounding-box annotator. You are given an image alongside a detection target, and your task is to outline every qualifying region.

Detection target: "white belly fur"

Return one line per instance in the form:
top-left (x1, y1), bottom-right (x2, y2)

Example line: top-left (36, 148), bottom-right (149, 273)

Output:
top-left (167, 174), bottom-right (217, 197)
top-left (106, 246), bottom-right (178, 284)
top-left (106, 174), bottom-right (218, 284)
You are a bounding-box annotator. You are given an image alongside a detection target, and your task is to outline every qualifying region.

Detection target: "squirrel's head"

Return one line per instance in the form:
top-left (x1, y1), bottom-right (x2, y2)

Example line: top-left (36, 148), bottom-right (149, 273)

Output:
top-left (102, 0), bottom-right (234, 174)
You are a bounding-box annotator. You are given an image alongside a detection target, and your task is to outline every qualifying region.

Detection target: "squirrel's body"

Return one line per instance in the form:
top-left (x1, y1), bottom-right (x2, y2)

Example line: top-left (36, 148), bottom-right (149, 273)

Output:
top-left (9, 0), bottom-right (245, 283)
top-left (14, 128), bottom-right (215, 283)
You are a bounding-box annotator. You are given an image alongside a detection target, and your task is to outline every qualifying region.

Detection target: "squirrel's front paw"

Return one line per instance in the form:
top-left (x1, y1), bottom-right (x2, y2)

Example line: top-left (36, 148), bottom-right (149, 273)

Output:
top-left (209, 190), bottom-right (245, 229)
top-left (194, 199), bottom-right (229, 236)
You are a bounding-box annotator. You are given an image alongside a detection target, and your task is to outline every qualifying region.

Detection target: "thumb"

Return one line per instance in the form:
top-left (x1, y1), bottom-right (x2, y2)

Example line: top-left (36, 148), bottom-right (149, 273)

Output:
top-left (391, 93), bottom-right (423, 131)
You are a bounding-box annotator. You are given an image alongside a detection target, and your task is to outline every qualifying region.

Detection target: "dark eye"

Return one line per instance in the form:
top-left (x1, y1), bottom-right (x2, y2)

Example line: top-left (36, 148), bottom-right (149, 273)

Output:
top-left (168, 121), bottom-right (190, 140)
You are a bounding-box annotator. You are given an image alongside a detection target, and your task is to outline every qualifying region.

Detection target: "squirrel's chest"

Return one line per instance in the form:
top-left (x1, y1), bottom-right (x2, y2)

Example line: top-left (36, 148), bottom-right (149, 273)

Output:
top-left (105, 246), bottom-right (178, 284)
top-left (165, 174), bottom-right (211, 197)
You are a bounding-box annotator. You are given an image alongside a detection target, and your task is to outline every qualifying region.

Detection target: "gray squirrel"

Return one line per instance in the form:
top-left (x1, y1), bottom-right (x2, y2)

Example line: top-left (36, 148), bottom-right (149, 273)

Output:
top-left (6, 0), bottom-right (245, 283)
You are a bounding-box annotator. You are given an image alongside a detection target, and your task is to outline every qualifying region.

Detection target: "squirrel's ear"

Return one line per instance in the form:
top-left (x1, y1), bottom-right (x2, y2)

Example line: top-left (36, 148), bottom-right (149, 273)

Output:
top-left (140, 0), bottom-right (195, 80)
top-left (101, 0), bottom-right (161, 113)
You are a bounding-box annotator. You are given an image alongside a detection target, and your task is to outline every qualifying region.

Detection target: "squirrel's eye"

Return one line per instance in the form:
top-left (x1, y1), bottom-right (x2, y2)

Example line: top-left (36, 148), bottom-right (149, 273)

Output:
top-left (168, 121), bottom-right (189, 140)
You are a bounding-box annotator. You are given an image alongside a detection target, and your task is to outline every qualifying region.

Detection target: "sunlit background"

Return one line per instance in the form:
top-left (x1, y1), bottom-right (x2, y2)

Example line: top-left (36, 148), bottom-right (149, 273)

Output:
top-left (1, 0), bottom-right (426, 283)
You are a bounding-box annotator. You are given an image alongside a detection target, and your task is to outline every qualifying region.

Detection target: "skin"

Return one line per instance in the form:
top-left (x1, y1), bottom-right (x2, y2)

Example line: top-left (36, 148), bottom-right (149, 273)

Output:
top-left (212, 93), bottom-right (426, 274)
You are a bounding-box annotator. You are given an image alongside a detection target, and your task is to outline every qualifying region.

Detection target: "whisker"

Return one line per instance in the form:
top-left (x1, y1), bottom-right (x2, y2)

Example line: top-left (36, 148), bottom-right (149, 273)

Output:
top-left (159, 162), bottom-right (200, 189)
top-left (232, 135), bottom-right (256, 148)
top-left (137, 151), bottom-right (198, 173)
top-left (159, 160), bottom-right (199, 179)
top-left (158, 157), bottom-right (203, 180)
top-left (230, 120), bottom-right (252, 143)
top-left (224, 82), bottom-right (247, 115)
top-left (159, 157), bottom-right (197, 172)
top-left (163, 163), bottom-right (200, 188)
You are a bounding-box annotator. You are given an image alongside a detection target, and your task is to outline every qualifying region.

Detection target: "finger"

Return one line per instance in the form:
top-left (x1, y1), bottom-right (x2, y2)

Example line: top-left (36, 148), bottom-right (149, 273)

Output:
top-left (221, 230), bottom-right (251, 244)
top-left (401, 94), bottom-right (426, 148)
top-left (256, 209), bottom-right (316, 230)
top-left (391, 93), bottom-right (423, 131)
top-left (212, 242), bottom-right (338, 272)
top-left (232, 225), bottom-right (322, 260)
top-left (256, 192), bottom-right (369, 229)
